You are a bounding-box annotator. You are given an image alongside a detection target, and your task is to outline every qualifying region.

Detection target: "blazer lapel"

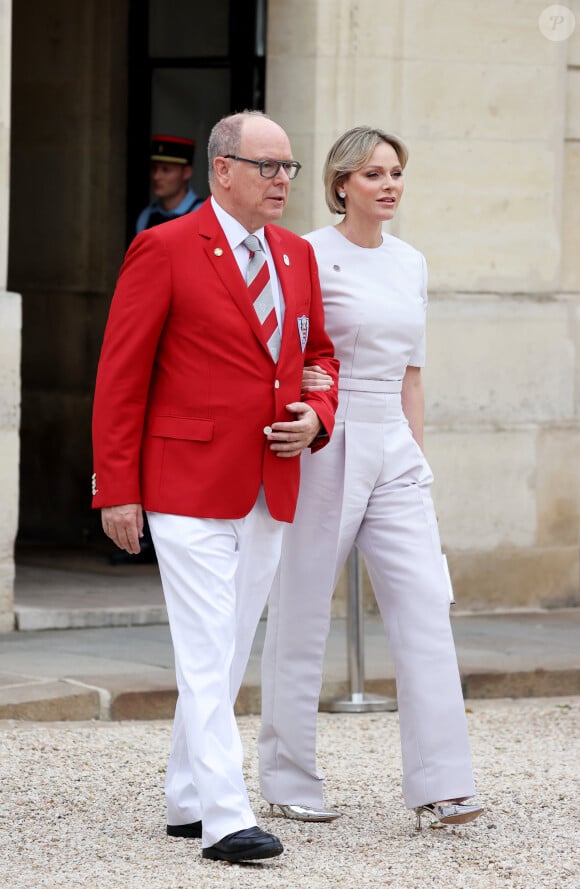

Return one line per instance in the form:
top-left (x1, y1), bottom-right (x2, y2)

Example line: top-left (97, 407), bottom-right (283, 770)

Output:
top-left (198, 204), bottom-right (273, 358)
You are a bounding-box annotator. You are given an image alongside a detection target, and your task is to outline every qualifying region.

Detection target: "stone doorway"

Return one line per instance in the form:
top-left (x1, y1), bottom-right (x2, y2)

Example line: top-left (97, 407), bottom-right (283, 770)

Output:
top-left (9, 0), bottom-right (267, 628)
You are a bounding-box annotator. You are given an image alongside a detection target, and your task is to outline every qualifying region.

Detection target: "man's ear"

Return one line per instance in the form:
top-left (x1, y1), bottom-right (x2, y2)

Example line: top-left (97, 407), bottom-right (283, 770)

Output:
top-left (213, 157), bottom-right (231, 188)
top-left (182, 164), bottom-right (193, 184)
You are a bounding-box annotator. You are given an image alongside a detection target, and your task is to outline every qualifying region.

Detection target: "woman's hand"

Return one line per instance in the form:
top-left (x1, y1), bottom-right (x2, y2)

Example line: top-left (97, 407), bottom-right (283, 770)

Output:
top-left (302, 364), bottom-right (334, 393)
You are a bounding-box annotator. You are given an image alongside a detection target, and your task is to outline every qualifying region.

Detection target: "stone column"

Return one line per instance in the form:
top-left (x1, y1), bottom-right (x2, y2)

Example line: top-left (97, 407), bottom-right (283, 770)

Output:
top-left (0, 0), bottom-right (20, 631)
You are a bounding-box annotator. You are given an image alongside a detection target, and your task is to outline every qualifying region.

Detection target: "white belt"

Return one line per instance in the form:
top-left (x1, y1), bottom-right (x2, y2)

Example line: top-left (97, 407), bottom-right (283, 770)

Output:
top-left (338, 377), bottom-right (402, 393)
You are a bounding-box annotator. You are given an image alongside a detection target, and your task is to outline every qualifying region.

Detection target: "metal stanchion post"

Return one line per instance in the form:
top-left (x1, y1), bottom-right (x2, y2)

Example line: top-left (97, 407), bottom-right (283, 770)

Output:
top-left (319, 547), bottom-right (397, 713)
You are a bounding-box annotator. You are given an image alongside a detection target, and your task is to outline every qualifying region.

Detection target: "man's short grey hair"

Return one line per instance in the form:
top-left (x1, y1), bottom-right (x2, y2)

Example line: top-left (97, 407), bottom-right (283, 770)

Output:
top-left (207, 110), bottom-right (271, 182)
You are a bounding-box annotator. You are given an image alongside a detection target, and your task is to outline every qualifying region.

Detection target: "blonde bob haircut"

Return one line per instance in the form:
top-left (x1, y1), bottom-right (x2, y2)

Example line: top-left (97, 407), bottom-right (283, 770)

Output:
top-left (323, 126), bottom-right (408, 216)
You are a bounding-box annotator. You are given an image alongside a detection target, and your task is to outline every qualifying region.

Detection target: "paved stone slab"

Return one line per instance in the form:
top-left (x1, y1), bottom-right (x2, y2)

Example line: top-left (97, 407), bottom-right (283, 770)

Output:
top-left (0, 672), bottom-right (39, 688)
top-left (72, 672), bottom-right (179, 720)
top-left (464, 668), bottom-right (580, 699)
top-left (0, 680), bottom-right (100, 721)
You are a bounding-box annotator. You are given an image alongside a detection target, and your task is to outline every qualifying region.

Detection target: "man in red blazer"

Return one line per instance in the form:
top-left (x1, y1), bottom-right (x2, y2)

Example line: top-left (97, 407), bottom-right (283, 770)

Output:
top-left (92, 111), bottom-right (338, 863)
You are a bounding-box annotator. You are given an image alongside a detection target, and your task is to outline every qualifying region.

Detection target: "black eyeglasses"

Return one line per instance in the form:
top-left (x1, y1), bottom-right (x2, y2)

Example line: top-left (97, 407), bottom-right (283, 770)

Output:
top-left (223, 155), bottom-right (302, 180)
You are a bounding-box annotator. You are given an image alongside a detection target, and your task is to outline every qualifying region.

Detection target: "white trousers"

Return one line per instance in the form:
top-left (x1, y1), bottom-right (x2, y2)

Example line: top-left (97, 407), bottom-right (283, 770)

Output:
top-left (258, 389), bottom-right (475, 810)
top-left (148, 489), bottom-right (283, 847)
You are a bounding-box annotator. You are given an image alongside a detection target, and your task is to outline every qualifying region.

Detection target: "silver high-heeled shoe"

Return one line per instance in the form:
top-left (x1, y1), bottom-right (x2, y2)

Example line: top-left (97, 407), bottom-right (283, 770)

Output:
top-left (414, 801), bottom-right (484, 830)
top-left (269, 803), bottom-right (342, 822)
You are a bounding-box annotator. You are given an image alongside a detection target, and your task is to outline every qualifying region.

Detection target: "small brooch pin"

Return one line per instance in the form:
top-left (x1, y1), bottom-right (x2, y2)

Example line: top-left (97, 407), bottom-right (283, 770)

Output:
top-left (283, 254), bottom-right (290, 266)
top-left (214, 247), bottom-right (223, 257)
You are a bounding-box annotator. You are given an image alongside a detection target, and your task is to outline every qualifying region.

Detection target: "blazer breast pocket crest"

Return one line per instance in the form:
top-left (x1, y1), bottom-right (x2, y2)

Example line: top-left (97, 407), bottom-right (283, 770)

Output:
top-left (297, 315), bottom-right (309, 352)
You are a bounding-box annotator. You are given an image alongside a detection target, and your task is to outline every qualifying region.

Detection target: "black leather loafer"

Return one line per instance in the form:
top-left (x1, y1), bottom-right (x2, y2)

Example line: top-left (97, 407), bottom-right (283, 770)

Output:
top-left (167, 820), bottom-right (202, 838)
top-left (202, 826), bottom-right (283, 862)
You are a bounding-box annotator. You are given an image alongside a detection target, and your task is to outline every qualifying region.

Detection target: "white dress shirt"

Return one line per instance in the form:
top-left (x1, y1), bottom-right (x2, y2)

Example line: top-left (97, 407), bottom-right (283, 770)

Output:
top-left (211, 196), bottom-right (285, 328)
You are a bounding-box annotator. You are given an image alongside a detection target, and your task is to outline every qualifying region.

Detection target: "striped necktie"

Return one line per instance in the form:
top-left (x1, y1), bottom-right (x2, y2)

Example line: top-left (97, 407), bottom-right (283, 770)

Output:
top-left (243, 234), bottom-right (281, 362)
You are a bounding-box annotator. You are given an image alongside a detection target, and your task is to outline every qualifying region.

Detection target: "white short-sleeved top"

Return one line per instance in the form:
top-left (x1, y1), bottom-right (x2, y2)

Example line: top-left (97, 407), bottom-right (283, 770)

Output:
top-left (303, 226), bottom-right (428, 379)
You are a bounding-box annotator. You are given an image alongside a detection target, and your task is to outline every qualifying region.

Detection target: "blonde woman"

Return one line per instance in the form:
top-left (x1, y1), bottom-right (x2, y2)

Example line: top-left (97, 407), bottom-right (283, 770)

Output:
top-left (258, 126), bottom-right (483, 830)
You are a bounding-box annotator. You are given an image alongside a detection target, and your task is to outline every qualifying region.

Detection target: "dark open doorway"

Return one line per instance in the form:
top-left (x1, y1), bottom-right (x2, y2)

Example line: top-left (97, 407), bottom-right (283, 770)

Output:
top-left (125, 0), bottom-right (266, 244)
top-left (11, 0), bottom-right (267, 553)
top-left (10, 0), bottom-right (267, 627)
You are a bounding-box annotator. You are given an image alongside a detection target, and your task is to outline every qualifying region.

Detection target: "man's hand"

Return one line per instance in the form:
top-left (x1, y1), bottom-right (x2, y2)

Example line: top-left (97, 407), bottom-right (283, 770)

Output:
top-left (101, 504), bottom-right (143, 553)
top-left (268, 403), bottom-right (322, 458)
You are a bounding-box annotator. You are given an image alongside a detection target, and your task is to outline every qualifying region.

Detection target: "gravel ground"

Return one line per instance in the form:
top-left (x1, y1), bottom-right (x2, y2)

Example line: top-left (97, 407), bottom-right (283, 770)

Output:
top-left (1, 697), bottom-right (578, 889)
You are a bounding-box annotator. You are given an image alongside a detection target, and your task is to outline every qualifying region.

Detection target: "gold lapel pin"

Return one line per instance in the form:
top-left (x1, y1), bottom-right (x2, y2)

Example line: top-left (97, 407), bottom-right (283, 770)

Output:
top-left (283, 254), bottom-right (290, 266)
top-left (214, 247), bottom-right (224, 257)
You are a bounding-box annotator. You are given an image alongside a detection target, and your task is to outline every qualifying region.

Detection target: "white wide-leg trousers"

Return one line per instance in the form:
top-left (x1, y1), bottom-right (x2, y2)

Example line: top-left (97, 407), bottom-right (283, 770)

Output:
top-left (258, 389), bottom-right (475, 810)
top-left (148, 489), bottom-right (283, 847)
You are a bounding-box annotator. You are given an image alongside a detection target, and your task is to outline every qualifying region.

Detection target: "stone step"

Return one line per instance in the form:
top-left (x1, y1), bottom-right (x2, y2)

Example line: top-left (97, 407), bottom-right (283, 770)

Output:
top-left (1, 610), bottom-right (579, 721)
top-left (15, 556), bottom-right (577, 631)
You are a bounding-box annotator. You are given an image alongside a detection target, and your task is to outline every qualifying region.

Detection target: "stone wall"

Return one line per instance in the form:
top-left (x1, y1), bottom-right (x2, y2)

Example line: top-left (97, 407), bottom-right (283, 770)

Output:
top-left (2, 0), bottom-right (579, 631)
top-left (9, 0), bottom-right (128, 547)
top-left (267, 0), bottom-right (580, 613)
top-left (0, 0), bottom-right (20, 631)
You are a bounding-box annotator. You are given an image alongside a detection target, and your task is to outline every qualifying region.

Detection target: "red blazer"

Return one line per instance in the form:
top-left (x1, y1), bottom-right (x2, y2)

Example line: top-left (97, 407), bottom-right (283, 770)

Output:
top-left (92, 200), bottom-right (339, 523)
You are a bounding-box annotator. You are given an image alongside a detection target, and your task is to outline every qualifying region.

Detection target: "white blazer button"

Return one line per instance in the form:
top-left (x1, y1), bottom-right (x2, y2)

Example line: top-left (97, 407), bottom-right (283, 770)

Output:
top-left (274, 380), bottom-right (280, 389)
top-left (263, 426), bottom-right (273, 435)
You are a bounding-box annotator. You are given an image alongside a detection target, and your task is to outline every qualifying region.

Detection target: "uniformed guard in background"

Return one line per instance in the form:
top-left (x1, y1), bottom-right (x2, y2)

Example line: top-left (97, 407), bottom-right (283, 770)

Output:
top-left (136, 134), bottom-right (204, 233)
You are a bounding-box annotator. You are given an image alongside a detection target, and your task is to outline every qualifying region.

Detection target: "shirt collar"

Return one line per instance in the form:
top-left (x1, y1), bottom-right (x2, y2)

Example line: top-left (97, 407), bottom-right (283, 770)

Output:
top-left (211, 196), bottom-right (265, 252)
